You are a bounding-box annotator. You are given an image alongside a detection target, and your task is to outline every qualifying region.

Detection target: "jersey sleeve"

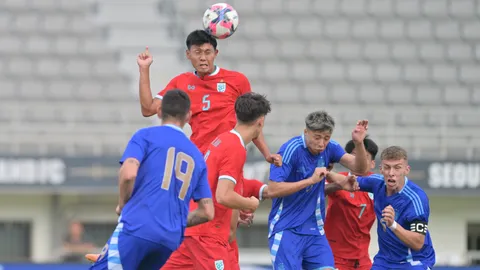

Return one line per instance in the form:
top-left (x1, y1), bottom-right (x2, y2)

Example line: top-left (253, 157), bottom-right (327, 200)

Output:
top-left (405, 191), bottom-right (430, 235)
top-left (218, 147), bottom-right (245, 185)
top-left (269, 142), bottom-right (299, 182)
top-left (192, 165), bottom-right (212, 201)
top-left (155, 76), bottom-right (179, 100)
top-left (357, 174), bottom-right (384, 193)
top-left (244, 179), bottom-right (267, 200)
top-left (328, 140), bottom-right (346, 163)
top-left (237, 72), bottom-right (251, 95)
top-left (119, 129), bottom-right (147, 164)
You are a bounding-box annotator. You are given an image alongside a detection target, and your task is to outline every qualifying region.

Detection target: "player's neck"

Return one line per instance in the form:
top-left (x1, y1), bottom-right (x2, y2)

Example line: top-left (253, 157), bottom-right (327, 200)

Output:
top-left (195, 66), bottom-right (216, 78)
top-left (233, 125), bottom-right (255, 146)
top-left (161, 120), bottom-right (185, 130)
top-left (386, 181), bottom-right (405, 196)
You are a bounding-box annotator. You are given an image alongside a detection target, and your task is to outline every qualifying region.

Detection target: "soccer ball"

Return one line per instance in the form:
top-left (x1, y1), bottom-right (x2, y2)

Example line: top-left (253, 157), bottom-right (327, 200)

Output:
top-left (203, 3), bottom-right (239, 39)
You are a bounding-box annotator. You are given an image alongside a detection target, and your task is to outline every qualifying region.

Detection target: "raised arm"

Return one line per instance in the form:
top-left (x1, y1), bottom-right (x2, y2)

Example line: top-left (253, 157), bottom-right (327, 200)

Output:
top-left (137, 47), bottom-right (163, 117)
top-left (339, 120), bottom-right (370, 175)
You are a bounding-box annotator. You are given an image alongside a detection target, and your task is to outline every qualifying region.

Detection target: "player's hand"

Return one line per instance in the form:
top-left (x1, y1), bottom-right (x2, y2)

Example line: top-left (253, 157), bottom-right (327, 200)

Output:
top-left (238, 211), bottom-right (254, 227)
top-left (115, 205), bottom-right (122, 216)
top-left (351, 120), bottom-right (369, 143)
top-left (344, 175), bottom-right (359, 192)
top-left (245, 196), bottom-right (260, 213)
top-left (310, 167), bottom-right (328, 184)
top-left (381, 205), bottom-right (395, 227)
top-left (137, 46), bottom-right (153, 68)
top-left (266, 154), bottom-right (282, 167)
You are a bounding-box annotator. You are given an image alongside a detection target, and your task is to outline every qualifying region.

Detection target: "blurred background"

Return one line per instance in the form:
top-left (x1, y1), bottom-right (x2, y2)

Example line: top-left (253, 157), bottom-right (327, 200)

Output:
top-left (0, 0), bottom-right (479, 269)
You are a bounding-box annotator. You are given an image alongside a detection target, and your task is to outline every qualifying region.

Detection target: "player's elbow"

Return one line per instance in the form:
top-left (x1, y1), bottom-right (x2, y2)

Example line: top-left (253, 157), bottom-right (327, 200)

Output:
top-left (411, 237), bottom-right (425, 251)
top-left (216, 192), bottom-right (229, 207)
top-left (141, 107), bottom-right (156, 117)
top-left (266, 181), bottom-right (282, 198)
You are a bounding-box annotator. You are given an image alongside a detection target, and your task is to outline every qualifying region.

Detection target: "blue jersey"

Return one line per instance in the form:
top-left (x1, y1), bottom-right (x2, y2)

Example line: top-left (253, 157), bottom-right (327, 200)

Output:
top-left (118, 125), bottom-right (212, 251)
top-left (357, 175), bottom-right (435, 268)
top-left (268, 135), bottom-right (345, 237)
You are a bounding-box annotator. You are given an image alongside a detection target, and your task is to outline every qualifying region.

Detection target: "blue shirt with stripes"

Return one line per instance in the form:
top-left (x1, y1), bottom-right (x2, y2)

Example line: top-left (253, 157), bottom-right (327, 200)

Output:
top-left (357, 175), bottom-right (435, 268)
top-left (119, 125), bottom-right (212, 251)
top-left (268, 135), bottom-right (345, 237)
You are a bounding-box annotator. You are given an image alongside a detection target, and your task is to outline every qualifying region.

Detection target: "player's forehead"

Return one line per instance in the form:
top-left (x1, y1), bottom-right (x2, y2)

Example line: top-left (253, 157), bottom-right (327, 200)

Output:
top-left (308, 129), bottom-right (331, 138)
top-left (381, 159), bottom-right (406, 166)
top-left (350, 148), bottom-right (372, 159)
top-left (189, 43), bottom-right (215, 51)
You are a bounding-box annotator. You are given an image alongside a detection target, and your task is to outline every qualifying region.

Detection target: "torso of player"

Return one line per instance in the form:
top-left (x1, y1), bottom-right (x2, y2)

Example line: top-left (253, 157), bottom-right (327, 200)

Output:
top-left (171, 68), bottom-right (249, 153)
top-left (325, 172), bottom-right (375, 259)
top-left (185, 131), bottom-right (246, 243)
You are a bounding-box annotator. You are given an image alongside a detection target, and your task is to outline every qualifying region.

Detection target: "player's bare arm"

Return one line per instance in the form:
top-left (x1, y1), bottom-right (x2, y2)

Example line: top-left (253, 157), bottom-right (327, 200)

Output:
top-left (325, 171), bottom-right (359, 192)
top-left (324, 183), bottom-right (343, 195)
top-left (187, 198), bottom-right (214, 227)
top-left (382, 205), bottom-right (426, 251)
top-left (118, 158), bottom-right (140, 210)
top-left (216, 179), bottom-right (259, 212)
top-left (268, 167), bottom-right (327, 198)
top-left (137, 47), bottom-right (162, 117)
top-left (339, 120), bottom-right (370, 175)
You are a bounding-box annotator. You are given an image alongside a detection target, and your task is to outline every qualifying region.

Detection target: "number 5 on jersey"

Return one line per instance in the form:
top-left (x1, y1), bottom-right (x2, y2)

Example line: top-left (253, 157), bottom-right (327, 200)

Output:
top-left (161, 147), bottom-right (195, 200)
top-left (202, 94), bottom-right (210, 111)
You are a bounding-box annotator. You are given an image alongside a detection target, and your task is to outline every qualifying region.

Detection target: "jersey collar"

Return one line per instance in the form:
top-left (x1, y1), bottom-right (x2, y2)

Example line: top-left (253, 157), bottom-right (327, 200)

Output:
top-left (163, 124), bottom-right (185, 134)
top-left (398, 177), bottom-right (409, 193)
top-left (230, 129), bottom-right (246, 149)
top-left (193, 65), bottom-right (220, 77)
top-left (301, 133), bottom-right (307, 148)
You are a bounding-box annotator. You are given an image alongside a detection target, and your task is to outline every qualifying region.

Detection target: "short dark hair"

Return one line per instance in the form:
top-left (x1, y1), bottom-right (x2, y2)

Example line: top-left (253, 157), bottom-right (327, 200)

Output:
top-left (235, 93), bottom-right (271, 124)
top-left (381, 146), bottom-right (408, 161)
top-left (186, 30), bottom-right (217, 50)
top-left (344, 136), bottom-right (379, 160)
top-left (305, 111), bottom-right (335, 133)
top-left (161, 89), bottom-right (190, 122)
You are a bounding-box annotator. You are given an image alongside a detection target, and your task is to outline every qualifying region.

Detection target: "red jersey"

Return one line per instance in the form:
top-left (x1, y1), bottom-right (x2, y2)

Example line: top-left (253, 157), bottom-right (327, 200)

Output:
top-left (185, 130), bottom-right (246, 243)
top-left (325, 172), bottom-right (375, 260)
top-left (156, 67), bottom-right (251, 154)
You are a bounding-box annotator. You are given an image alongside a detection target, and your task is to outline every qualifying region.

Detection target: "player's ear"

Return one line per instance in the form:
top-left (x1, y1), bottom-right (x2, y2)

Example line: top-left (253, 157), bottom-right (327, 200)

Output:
top-left (405, 163), bottom-right (411, 175)
top-left (214, 49), bottom-right (219, 57)
top-left (186, 49), bottom-right (191, 60)
top-left (371, 160), bottom-right (376, 170)
top-left (185, 110), bottom-right (192, 123)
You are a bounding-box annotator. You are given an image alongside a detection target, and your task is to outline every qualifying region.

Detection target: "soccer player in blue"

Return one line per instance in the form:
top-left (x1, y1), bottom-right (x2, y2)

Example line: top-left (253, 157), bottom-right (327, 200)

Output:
top-left (327, 146), bottom-right (436, 269)
top-left (267, 110), bottom-right (370, 270)
top-left (90, 89), bottom-right (215, 270)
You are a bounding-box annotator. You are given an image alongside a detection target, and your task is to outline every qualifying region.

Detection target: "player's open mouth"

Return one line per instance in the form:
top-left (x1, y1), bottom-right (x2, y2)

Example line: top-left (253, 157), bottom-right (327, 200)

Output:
top-left (387, 179), bottom-right (396, 186)
top-left (199, 64), bottom-right (208, 68)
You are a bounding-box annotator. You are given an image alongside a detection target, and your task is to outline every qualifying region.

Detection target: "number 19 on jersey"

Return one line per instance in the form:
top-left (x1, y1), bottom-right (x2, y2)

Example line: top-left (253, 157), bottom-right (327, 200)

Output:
top-left (161, 147), bottom-right (195, 200)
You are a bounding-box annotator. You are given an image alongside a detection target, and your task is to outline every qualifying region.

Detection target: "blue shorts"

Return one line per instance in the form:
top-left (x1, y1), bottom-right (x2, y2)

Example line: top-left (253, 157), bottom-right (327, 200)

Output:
top-left (269, 229), bottom-right (334, 270)
top-left (90, 223), bottom-right (173, 270)
top-left (372, 263), bottom-right (431, 270)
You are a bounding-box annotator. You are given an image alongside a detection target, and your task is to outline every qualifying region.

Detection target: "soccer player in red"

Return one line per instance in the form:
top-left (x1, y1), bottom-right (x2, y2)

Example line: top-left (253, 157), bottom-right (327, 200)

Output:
top-left (324, 137), bottom-right (379, 270)
top-left (161, 93), bottom-right (272, 270)
top-left (229, 178), bottom-right (269, 270)
top-left (136, 30), bottom-right (280, 165)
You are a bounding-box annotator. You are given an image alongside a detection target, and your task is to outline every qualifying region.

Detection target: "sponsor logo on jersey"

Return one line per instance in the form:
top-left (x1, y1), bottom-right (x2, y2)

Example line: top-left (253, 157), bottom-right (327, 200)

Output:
top-left (217, 82), bottom-right (226, 92)
top-left (187, 85), bottom-right (195, 90)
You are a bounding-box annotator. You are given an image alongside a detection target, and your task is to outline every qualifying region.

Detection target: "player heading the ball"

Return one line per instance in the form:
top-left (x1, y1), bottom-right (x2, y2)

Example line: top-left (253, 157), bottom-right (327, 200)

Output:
top-left (136, 30), bottom-right (280, 166)
top-left (90, 90), bottom-right (214, 270)
top-left (327, 146), bottom-right (436, 269)
top-left (267, 111), bottom-right (370, 270)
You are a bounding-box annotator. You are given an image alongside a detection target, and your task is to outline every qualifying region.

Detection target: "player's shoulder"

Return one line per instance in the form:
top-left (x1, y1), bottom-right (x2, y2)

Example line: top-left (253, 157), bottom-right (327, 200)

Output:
top-left (359, 173), bottom-right (385, 184)
top-left (219, 68), bottom-right (249, 81)
top-left (403, 179), bottom-right (429, 202)
top-left (279, 136), bottom-right (304, 164)
top-left (327, 139), bottom-right (342, 149)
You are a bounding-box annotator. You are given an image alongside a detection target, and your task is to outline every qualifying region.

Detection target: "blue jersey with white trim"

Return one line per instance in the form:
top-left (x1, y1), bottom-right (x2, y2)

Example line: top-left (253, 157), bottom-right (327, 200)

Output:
top-left (268, 135), bottom-right (345, 237)
top-left (119, 125), bottom-right (212, 251)
top-left (357, 175), bottom-right (436, 268)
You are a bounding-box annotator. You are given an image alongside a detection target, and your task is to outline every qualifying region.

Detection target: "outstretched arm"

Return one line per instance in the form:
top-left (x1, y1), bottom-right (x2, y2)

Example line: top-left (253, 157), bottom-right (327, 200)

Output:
top-left (137, 47), bottom-right (162, 117)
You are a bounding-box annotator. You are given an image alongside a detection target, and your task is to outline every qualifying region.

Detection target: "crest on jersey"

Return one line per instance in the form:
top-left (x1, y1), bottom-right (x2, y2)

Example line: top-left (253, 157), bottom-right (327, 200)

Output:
top-left (368, 192), bottom-right (374, 200)
top-left (217, 82), bottom-right (226, 92)
top-left (214, 260), bottom-right (224, 270)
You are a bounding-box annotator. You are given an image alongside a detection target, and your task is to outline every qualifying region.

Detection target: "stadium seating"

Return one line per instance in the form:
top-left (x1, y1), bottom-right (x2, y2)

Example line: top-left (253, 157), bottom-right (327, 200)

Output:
top-left (173, 0), bottom-right (480, 160)
top-left (0, 0), bottom-right (479, 160)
